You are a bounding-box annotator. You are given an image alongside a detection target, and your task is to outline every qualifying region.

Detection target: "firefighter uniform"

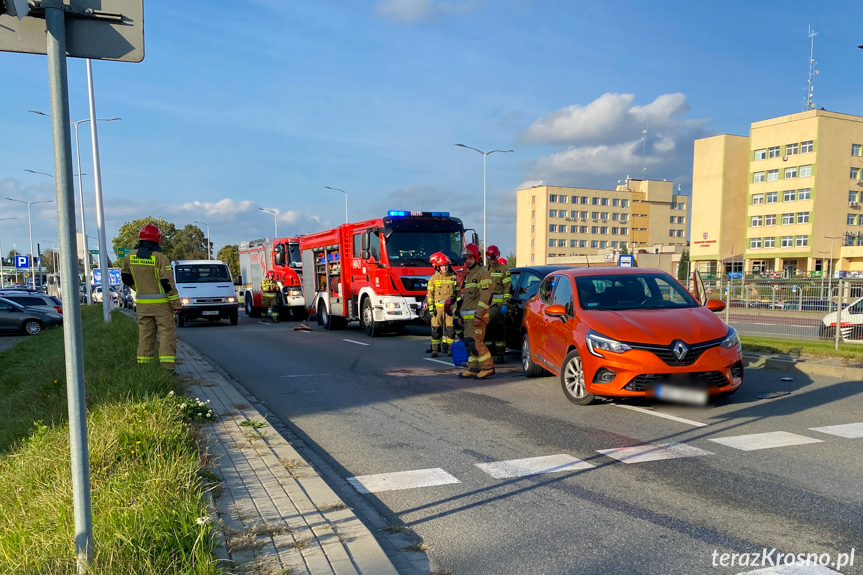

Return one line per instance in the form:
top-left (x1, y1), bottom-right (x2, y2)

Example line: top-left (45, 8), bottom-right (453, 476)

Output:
top-left (459, 263), bottom-right (495, 378)
top-left (486, 258), bottom-right (512, 362)
top-left (121, 243), bottom-right (180, 371)
top-left (261, 275), bottom-right (280, 322)
top-left (427, 268), bottom-right (459, 355)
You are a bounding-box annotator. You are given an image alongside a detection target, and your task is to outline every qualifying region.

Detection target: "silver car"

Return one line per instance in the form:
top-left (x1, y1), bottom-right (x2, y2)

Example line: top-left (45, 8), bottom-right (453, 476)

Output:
top-left (0, 296), bottom-right (63, 335)
top-left (0, 291), bottom-right (63, 314)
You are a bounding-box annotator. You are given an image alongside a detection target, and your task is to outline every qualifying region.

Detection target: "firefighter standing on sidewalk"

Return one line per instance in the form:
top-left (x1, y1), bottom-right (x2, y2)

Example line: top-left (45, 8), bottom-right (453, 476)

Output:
top-left (260, 271), bottom-right (280, 323)
top-left (424, 252), bottom-right (459, 357)
top-left (121, 224), bottom-right (181, 372)
top-left (485, 245), bottom-right (512, 364)
top-left (456, 243), bottom-right (495, 379)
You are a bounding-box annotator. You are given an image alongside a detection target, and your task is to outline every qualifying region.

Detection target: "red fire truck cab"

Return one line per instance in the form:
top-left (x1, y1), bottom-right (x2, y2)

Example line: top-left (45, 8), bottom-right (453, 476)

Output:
top-left (238, 237), bottom-right (305, 319)
top-left (300, 211), bottom-right (471, 336)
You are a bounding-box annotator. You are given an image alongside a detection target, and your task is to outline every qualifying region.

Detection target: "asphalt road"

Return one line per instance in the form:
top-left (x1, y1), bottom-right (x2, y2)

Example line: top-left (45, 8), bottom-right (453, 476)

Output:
top-left (179, 313), bottom-right (863, 575)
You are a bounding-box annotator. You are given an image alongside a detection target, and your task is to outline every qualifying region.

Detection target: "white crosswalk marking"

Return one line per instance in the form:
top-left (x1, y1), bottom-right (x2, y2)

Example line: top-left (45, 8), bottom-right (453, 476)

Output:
top-left (709, 431), bottom-right (823, 451)
top-left (347, 468), bottom-right (460, 494)
top-left (596, 442), bottom-right (713, 464)
top-left (732, 564), bottom-right (843, 574)
top-left (809, 422), bottom-right (863, 439)
top-left (476, 454), bottom-right (594, 479)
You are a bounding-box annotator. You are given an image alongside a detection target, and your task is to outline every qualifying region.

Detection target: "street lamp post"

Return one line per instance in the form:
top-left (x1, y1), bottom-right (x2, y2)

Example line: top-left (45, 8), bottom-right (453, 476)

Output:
top-left (455, 144), bottom-right (513, 252)
top-left (825, 235), bottom-right (841, 310)
top-left (6, 198), bottom-right (53, 289)
top-left (193, 221), bottom-right (211, 259)
top-left (324, 187), bottom-right (349, 224)
top-left (0, 218), bottom-right (17, 289)
top-left (260, 208), bottom-right (279, 238)
top-left (43, 239), bottom-right (57, 274)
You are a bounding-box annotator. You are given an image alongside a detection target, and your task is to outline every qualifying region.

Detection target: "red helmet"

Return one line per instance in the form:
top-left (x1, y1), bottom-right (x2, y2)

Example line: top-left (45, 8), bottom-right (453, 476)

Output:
top-left (429, 252), bottom-right (451, 267)
top-left (462, 243), bottom-right (481, 262)
top-left (266, 271), bottom-right (276, 279)
top-left (486, 245), bottom-right (500, 259)
top-left (498, 257), bottom-right (507, 265)
top-left (138, 223), bottom-right (162, 243)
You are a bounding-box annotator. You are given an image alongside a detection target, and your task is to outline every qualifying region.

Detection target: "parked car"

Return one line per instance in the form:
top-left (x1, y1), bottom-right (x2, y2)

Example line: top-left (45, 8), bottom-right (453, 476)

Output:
top-left (521, 268), bottom-right (743, 406)
top-left (0, 296), bottom-right (63, 335)
top-left (91, 286), bottom-right (121, 305)
top-left (819, 297), bottom-right (863, 341)
top-left (0, 291), bottom-right (63, 314)
top-left (503, 265), bottom-right (574, 350)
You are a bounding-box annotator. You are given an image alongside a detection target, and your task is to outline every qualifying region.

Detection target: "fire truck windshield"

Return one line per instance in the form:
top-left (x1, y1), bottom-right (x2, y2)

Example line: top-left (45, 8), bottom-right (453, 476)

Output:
top-left (384, 231), bottom-right (464, 267)
top-left (288, 243), bottom-right (302, 267)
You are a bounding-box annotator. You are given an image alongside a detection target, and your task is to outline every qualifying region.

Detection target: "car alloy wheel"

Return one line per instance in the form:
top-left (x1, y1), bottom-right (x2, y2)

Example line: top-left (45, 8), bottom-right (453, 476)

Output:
top-left (521, 333), bottom-right (544, 377)
top-left (560, 349), bottom-right (595, 405)
top-left (24, 320), bottom-right (43, 336)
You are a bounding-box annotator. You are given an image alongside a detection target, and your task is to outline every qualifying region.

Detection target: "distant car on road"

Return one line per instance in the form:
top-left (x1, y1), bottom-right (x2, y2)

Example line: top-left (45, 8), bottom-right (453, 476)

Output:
top-left (0, 296), bottom-right (63, 335)
top-left (92, 286), bottom-right (121, 305)
top-left (819, 297), bottom-right (863, 341)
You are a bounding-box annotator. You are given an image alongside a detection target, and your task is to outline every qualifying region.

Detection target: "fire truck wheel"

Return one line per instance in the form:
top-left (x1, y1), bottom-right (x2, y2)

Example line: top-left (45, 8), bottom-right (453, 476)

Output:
top-left (318, 301), bottom-right (334, 330)
top-left (361, 297), bottom-right (382, 337)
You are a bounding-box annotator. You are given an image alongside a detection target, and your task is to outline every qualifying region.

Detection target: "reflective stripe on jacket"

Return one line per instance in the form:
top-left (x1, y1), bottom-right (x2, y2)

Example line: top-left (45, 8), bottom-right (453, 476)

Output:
top-left (486, 260), bottom-right (512, 304)
top-left (121, 249), bottom-right (179, 310)
top-left (460, 265), bottom-right (493, 319)
top-left (427, 271), bottom-right (458, 307)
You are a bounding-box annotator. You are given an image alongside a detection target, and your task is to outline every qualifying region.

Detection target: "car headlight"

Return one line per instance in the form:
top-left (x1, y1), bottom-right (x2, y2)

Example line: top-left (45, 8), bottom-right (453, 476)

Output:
top-left (181, 298), bottom-right (190, 305)
top-left (227, 297), bottom-right (236, 303)
top-left (720, 327), bottom-right (740, 349)
top-left (585, 330), bottom-right (632, 358)
top-left (385, 302), bottom-right (401, 310)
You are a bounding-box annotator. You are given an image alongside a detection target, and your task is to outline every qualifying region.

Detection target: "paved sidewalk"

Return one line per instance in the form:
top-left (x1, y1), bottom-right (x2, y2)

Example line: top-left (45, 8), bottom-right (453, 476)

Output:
top-left (176, 341), bottom-right (402, 575)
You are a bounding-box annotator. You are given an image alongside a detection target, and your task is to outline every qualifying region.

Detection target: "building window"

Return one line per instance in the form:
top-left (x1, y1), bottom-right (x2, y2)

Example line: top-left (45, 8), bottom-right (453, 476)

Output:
top-left (620, 227), bottom-right (628, 235)
top-left (549, 194), bottom-right (557, 202)
top-left (852, 167), bottom-right (861, 180)
top-left (597, 241), bottom-right (606, 248)
top-left (795, 235), bottom-right (808, 247)
top-left (859, 215), bottom-right (863, 225)
top-left (600, 198), bottom-right (609, 206)
top-left (799, 165), bottom-right (812, 177)
top-left (613, 198), bottom-right (621, 207)
top-left (591, 212), bottom-right (599, 220)
top-left (781, 236), bottom-right (793, 247)
top-left (531, 239), bottom-right (535, 247)
top-left (848, 214), bottom-right (857, 225)
top-left (582, 196), bottom-right (590, 204)
top-left (784, 167), bottom-right (797, 179)
top-left (580, 226), bottom-right (588, 233)
top-left (764, 237), bottom-right (775, 248)
top-left (532, 210), bottom-right (535, 218)
top-left (558, 239), bottom-right (567, 247)
top-left (669, 216), bottom-right (676, 224)
top-left (678, 216), bottom-right (686, 224)
top-left (611, 241), bottom-right (619, 248)
top-left (548, 239), bottom-right (556, 247)
top-left (549, 209), bottom-right (557, 217)
top-left (566, 225), bottom-right (573, 233)
top-left (750, 238), bottom-right (762, 249)
top-left (754, 149), bottom-right (766, 160)
top-left (620, 215), bottom-right (629, 223)
top-left (599, 212), bottom-right (608, 220)
top-left (532, 195), bottom-right (536, 204)
top-left (669, 230), bottom-right (676, 238)
top-left (751, 215), bottom-right (763, 227)
top-left (590, 240), bottom-right (598, 248)
top-left (531, 225), bottom-right (535, 232)
top-left (678, 203), bottom-right (686, 210)
top-left (786, 142), bottom-right (798, 156)
top-left (591, 226), bottom-right (599, 234)
top-left (783, 190), bottom-right (796, 202)
top-left (766, 169), bottom-right (778, 181)
top-left (590, 197), bottom-right (598, 205)
top-left (622, 199), bottom-right (630, 208)
top-left (611, 213), bottom-right (619, 221)
top-left (781, 213), bottom-right (794, 225)
top-left (566, 210), bottom-right (574, 218)
top-left (578, 240), bottom-right (587, 247)
top-left (612, 227), bottom-right (619, 235)
top-left (677, 230), bottom-right (684, 237)
top-left (801, 140), bottom-right (813, 153)
top-left (753, 171), bottom-right (766, 183)
top-left (853, 144), bottom-right (862, 156)
top-left (797, 212), bottom-right (810, 224)
top-left (549, 224), bottom-right (556, 232)
top-left (559, 195), bottom-right (568, 203)
top-left (600, 227), bottom-right (608, 234)
top-left (798, 188), bottom-right (811, 200)
top-left (766, 192), bottom-right (778, 203)
top-left (850, 191), bottom-right (859, 202)
top-left (752, 194), bottom-right (764, 205)
top-left (765, 214), bottom-right (776, 226)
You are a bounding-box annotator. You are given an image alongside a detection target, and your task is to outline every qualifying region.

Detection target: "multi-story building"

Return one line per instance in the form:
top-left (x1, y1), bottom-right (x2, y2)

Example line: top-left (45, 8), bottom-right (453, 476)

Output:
top-left (515, 179), bottom-right (690, 266)
top-left (691, 109), bottom-right (863, 276)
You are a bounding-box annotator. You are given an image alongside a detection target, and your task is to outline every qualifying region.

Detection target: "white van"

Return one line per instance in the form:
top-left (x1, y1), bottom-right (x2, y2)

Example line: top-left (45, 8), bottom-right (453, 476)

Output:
top-left (172, 260), bottom-right (239, 327)
top-left (819, 297), bottom-right (863, 341)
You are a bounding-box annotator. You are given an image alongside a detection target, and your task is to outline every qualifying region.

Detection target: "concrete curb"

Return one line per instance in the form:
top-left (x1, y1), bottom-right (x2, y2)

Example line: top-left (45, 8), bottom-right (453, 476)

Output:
top-left (743, 353), bottom-right (863, 380)
top-left (176, 341), bottom-right (399, 575)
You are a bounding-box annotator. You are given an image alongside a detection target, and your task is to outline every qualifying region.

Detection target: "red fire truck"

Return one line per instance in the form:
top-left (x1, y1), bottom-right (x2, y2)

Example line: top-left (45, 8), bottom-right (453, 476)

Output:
top-left (238, 237), bottom-right (305, 319)
top-left (300, 211), bottom-right (473, 336)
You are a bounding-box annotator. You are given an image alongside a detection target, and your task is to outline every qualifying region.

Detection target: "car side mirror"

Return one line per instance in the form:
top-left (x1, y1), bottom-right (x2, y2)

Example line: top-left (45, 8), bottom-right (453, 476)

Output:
top-left (544, 303), bottom-right (567, 320)
top-left (705, 299), bottom-right (726, 313)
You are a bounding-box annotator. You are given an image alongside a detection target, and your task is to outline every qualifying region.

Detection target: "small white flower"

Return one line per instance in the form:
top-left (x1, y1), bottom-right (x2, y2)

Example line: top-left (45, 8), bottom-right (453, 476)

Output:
top-left (195, 516), bottom-right (212, 526)
top-left (168, 391), bottom-right (175, 396)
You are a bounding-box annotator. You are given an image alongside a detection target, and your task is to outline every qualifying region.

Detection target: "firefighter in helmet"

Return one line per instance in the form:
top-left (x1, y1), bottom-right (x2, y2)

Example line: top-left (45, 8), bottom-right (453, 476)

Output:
top-left (260, 270), bottom-right (280, 323)
top-left (484, 245), bottom-right (512, 364)
top-left (424, 252), bottom-right (458, 357)
top-left (121, 223), bottom-right (181, 372)
top-left (456, 243), bottom-right (495, 379)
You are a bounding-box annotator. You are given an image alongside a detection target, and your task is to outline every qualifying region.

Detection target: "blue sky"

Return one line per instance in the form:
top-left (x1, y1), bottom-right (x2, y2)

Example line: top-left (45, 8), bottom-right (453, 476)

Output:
top-left (2, 1), bottom-right (862, 259)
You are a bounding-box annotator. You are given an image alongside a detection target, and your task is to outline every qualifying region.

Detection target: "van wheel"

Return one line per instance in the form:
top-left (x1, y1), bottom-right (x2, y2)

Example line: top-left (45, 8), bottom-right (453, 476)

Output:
top-left (521, 333), bottom-right (544, 377)
top-left (361, 298), bottom-right (382, 337)
top-left (177, 315), bottom-right (186, 328)
top-left (560, 349), bottom-right (595, 405)
top-left (318, 301), bottom-right (333, 330)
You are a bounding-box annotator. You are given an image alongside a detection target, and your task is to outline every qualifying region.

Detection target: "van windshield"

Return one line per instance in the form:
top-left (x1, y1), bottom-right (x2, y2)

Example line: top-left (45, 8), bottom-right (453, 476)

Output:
top-left (175, 264), bottom-right (232, 284)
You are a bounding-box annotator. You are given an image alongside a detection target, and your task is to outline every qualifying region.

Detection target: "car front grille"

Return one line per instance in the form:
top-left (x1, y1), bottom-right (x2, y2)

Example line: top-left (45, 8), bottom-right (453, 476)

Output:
top-left (624, 371), bottom-right (730, 392)
top-left (625, 337), bottom-right (725, 366)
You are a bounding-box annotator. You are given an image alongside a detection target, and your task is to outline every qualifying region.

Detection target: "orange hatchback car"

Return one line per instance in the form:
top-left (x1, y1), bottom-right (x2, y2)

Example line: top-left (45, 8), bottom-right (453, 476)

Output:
top-left (521, 268), bottom-right (743, 405)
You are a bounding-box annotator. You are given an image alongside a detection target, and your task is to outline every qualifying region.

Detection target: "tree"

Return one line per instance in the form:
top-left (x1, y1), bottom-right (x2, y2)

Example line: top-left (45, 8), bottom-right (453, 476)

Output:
top-left (505, 251), bottom-right (516, 267)
top-left (217, 245), bottom-right (240, 280)
top-left (39, 249), bottom-right (60, 274)
top-left (619, 244), bottom-right (629, 255)
top-left (677, 248), bottom-right (690, 283)
top-left (172, 224), bottom-right (209, 260)
top-left (113, 217), bottom-right (178, 260)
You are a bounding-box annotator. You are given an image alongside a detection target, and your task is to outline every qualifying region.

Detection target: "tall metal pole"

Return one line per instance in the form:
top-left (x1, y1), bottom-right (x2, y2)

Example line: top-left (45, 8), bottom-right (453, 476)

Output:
top-left (455, 144), bottom-right (513, 252)
top-left (45, 1), bottom-right (93, 570)
top-left (87, 59), bottom-right (113, 322)
top-left (260, 208), bottom-right (278, 238)
top-left (194, 221), bottom-right (210, 259)
top-left (324, 187), bottom-right (349, 224)
top-left (74, 120), bottom-right (92, 305)
top-left (825, 235), bottom-right (841, 311)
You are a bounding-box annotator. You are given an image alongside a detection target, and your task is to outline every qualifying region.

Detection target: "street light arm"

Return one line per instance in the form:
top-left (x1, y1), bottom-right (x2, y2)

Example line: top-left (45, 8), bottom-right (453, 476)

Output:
top-left (456, 143), bottom-right (485, 155)
top-left (488, 149), bottom-right (514, 155)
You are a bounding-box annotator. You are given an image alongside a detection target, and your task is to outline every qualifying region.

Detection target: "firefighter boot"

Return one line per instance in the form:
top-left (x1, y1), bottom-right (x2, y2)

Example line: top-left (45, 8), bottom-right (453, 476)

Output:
top-left (458, 368), bottom-right (480, 379)
top-left (272, 312), bottom-right (280, 323)
top-left (476, 368), bottom-right (496, 380)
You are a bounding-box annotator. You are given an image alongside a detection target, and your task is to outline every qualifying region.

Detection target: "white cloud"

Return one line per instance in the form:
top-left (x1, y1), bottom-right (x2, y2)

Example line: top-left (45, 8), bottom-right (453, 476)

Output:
top-left (175, 198), bottom-right (256, 217)
top-left (375, 0), bottom-right (487, 24)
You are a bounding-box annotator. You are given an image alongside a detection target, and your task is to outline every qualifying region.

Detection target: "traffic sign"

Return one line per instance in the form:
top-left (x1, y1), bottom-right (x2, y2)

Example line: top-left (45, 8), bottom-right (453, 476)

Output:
top-left (15, 255), bottom-right (28, 268)
top-left (117, 247), bottom-right (133, 257)
top-left (618, 254), bottom-right (634, 268)
top-left (89, 249), bottom-right (99, 255)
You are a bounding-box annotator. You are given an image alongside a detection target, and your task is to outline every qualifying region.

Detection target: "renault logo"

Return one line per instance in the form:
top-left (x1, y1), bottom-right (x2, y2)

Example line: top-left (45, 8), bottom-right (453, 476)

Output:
top-left (672, 340), bottom-right (689, 360)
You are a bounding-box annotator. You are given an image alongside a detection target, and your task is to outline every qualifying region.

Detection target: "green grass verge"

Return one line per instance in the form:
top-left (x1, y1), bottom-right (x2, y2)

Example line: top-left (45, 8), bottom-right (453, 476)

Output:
top-left (741, 335), bottom-right (863, 362)
top-left (0, 307), bottom-right (222, 574)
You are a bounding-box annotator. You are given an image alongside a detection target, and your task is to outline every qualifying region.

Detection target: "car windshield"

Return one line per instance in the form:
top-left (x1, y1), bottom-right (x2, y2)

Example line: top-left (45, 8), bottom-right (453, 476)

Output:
top-left (384, 231), bottom-right (464, 267)
top-left (174, 264), bottom-right (232, 283)
top-left (575, 274), bottom-right (699, 311)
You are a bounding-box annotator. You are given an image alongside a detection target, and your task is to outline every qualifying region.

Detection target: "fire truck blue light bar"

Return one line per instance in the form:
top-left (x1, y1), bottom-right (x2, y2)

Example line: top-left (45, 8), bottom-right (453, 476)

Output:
top-left (388, 210), bottom-right (450, 217)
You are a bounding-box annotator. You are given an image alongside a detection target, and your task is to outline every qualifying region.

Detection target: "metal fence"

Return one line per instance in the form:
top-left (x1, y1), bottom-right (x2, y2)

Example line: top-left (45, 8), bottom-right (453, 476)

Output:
top-left (699, 276), bottom-right (863, 346)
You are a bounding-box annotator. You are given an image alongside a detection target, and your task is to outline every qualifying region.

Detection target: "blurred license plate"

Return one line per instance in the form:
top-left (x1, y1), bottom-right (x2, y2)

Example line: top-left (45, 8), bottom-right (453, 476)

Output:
top-left (202, 311), bottom-right (218, 316)
top-left (655, 385), bottom-right (707, 405)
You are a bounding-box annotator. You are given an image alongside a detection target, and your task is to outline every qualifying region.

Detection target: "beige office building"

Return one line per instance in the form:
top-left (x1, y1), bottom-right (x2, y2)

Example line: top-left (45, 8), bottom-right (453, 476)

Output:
top-left (515, 179), bottom-right (690, 266)
top-left (691, 109), bottom-right (863, 276)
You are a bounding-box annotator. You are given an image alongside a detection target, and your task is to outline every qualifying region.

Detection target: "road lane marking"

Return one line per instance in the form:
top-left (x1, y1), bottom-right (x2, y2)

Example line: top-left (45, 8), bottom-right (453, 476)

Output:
top-left (733, 565), bottom-right (843, 574)
top-left (280, 374), bottom-right (335, 378)
top-left (614, 404), bottom-right (708, 427)
top-left (596, 442), bottom-right (713, 464)
top-left (809, 422), bottom-right (863, 439)
top-left (424, 358), bottom-right (454, 366)
top-left (708, 431), bottom-right (823, 451)
top-left (347, 468), bottom-right (460, 494)
top-left (343, 339), bottom-right (370, 346)
top-left (476, 454), bottom-right (594, 478)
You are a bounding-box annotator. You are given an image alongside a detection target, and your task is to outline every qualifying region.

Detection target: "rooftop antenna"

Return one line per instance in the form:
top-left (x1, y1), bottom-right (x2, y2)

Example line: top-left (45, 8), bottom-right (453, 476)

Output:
top-left (804, 26), bottom-right (819, 111)
top-left (641, 127), bottom-right (648, 177)
top-left (584, 254), bottom-right (590, 268)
